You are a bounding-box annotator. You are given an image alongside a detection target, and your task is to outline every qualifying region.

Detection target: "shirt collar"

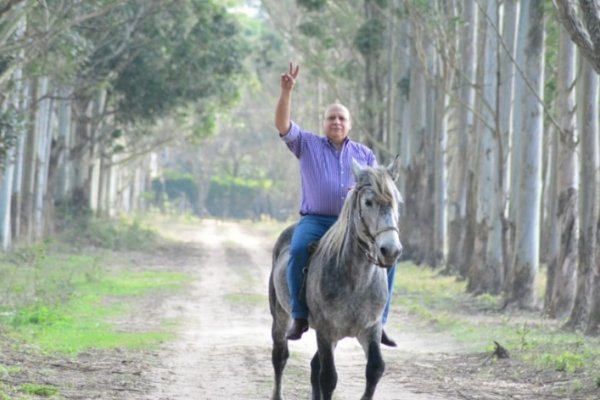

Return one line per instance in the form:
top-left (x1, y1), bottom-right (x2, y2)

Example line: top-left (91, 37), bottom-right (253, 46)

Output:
top-left (327, 136), bottom-right (350, 149)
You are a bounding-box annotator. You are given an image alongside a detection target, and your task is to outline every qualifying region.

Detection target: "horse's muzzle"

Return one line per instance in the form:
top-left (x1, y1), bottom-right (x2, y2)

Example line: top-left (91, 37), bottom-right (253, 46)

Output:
top-left (378, 242), bottom-right (402, 268)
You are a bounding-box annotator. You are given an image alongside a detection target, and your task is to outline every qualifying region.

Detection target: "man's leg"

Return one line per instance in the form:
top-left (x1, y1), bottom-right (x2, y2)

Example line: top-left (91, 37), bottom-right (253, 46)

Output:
top-left (381, 265), bottom-right (397, 347)
top-left (286, 215), bottom-right (335, 340)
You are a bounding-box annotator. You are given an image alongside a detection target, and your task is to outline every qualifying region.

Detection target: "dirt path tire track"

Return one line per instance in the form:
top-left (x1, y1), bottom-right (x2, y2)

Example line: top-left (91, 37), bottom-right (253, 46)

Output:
top-left (1, 219), bottom-right (595, 399)
top-left (146, 220), bottom-right (459, 400)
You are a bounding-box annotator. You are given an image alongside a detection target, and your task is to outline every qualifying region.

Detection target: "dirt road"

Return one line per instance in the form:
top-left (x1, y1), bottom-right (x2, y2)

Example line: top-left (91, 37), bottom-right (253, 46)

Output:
top-left (3, 219), bottom-right (590, 399)
top-left (144, 219), bottom-right (467, 400)
top-left (138, 219), bottom-right (599, 400)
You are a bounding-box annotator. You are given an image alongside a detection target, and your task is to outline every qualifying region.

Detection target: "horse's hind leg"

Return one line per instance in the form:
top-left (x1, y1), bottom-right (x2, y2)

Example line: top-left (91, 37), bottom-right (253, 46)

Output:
top-left (271, 315), bottom-right (289, 400)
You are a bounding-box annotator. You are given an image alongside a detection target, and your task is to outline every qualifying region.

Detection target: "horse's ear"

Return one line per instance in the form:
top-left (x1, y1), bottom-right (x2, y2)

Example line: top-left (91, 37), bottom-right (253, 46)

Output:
top-left (386, 155), bottom-right (401, 182)
top-left (351, 158), bottom-right (366, 180)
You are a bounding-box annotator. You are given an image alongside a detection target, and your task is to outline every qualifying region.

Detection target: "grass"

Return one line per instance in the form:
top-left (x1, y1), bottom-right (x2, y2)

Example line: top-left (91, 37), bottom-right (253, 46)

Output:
top-left (5, 270), bottom-right (187, 355)
top-left (392, 261), bottom-right (600, 378)
top-left (20, 383), bottom-right (58, 397)
top-left (0, 217), bottom-right (188, 356)
top-left (225, 292), bottom-right (266, 306)
top-left (0, 215), bottom-right (190, 399)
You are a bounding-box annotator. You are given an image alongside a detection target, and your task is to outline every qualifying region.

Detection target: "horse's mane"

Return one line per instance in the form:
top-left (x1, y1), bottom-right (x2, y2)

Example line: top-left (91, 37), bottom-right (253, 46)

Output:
top-left (317, 166), bottom-right (399, 264)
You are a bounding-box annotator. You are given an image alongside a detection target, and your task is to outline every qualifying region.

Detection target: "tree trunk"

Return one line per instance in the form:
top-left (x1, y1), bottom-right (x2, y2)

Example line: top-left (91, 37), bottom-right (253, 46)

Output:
top-left (0, 109), bottom-right (15, 250)
top-left (468, 0), bottom-right (503, 294)
top-left (564, 59), bottom-right (598, 331)
top-left (33, 77), bottom-right (53, 240)
top-left (582, 67), bottom-right (600, 335)
top-left (20, 77), bottom-right (39, 242)
top-left (402, 21), bottom-right (428, 263)
top-left (507, 0), bottom-right (544, 309)
top-left (546, 27), bottom-right (578, 319)
top-left (449, 0), bottom-right (477, 277)
top-left (498, 0), bottom-right (518, 288)
top-left (504, 0), bottom-right (529, 294)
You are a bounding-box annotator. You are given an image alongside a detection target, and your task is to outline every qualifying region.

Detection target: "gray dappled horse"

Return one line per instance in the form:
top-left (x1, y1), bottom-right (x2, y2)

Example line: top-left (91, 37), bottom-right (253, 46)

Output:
top-left (269, 157), bottom-right (403, 400)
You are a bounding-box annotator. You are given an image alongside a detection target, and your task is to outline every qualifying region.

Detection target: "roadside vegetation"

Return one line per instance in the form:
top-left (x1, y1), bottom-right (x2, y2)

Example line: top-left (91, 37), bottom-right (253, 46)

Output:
top-left (0, 216), bottom-right (189, 399)
top-left (1, 217), bottom-right (599, 398)
top-left (392, 262), bottom-right (600, 397)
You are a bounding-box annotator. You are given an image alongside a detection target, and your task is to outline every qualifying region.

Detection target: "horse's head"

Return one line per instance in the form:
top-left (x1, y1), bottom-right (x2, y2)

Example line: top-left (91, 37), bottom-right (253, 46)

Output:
top-left (351, 156), bottom-right (403, 268)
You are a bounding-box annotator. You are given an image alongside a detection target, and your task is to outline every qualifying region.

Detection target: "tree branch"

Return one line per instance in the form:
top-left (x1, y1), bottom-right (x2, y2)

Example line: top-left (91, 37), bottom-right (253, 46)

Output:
top-left (553, 0), bottom-right (600, 74)
top-left (0, 0), bottom-right (25, 17)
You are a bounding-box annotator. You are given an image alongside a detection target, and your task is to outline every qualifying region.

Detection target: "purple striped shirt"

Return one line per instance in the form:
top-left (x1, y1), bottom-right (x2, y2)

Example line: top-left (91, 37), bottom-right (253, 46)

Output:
top-left (281, 121), bottom-right (377, 216)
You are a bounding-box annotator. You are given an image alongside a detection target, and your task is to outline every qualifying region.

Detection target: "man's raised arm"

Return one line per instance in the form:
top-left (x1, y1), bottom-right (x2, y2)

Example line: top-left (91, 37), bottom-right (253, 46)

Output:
top-left (275, 62), bottom-right (300, 135)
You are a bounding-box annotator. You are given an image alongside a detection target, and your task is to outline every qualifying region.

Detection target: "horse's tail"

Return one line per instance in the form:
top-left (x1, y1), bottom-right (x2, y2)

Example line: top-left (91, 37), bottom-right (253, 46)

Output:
top-left (269, 223), bottom-right (296, 316)
top-left (272, 223), bottom-right (296, 266)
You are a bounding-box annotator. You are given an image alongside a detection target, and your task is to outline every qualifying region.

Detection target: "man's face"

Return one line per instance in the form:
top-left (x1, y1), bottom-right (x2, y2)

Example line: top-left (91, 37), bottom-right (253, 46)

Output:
top-left (323, 104), bottom-right (352, 146)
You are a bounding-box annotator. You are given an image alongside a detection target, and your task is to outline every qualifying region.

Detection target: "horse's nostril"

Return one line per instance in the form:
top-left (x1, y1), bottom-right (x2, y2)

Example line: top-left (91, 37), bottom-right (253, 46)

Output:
top-left (381, 246), bottom-right (401, 262)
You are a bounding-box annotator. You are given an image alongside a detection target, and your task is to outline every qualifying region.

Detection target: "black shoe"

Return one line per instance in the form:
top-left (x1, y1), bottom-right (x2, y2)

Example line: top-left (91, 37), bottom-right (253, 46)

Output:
top-left (285, 319), bottom-right (309, 340)
top-left (381, 329), bottom-right (397, 347)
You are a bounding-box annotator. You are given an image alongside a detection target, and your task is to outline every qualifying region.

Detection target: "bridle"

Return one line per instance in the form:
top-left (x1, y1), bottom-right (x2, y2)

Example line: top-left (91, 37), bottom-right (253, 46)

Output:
top-left (354, 185), bottom-right (399, 267)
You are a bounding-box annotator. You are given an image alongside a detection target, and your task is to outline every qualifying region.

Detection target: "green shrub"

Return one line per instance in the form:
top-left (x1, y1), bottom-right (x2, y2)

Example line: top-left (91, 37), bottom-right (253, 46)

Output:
top-left (205, 175), bottom-right (272, 219)
top-left (152, 170), bottom-right (199, 214)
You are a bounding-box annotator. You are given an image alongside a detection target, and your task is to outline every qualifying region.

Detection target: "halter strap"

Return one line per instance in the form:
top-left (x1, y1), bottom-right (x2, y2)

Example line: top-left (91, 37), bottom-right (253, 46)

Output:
top-left (354, 185), bottom-right (398, 267)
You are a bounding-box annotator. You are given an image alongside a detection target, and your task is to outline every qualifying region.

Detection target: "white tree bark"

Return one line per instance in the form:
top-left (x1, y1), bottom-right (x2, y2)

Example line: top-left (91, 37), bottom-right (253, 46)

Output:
top-left (554, 0), bottom-right (600, 74)
top-left (448, 0), bottom-right (477, 275)
top-left (584, 67), bottom-right (600, 334)
top-left (55, 86), bottom-right (73, 202)
top-left (433, 71), bottom-right (449, 268)
top-left (0, 11), bottom-right (26, 249)
top-left (0, 109), bottom-right (15, 250)
top-left (546, 27), bottom-right (578, 319)
top-left (33, 77), bottom-right (53, 240)
top-left (498, 0), bottom-right (518, 210)
top-left (509, 0), bottom-right (545, 308)
top-left (566, 59), bottom-right (598, 331)
top-left (468, 0), bottom-right (503, 294)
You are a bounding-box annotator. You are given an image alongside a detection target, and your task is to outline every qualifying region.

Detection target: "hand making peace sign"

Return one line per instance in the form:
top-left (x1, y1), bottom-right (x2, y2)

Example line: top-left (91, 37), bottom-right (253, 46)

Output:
top-left (280, 62), bottom-right (300, 92)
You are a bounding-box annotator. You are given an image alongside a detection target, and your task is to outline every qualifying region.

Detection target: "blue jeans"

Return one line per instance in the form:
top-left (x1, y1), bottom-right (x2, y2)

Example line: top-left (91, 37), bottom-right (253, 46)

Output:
top-left (287, 214), bottom-right (396, 323)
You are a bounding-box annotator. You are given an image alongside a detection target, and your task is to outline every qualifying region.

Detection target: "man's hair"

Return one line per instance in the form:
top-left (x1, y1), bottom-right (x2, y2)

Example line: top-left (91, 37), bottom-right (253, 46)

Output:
top-left (323, 103), bottom-right (351, 122)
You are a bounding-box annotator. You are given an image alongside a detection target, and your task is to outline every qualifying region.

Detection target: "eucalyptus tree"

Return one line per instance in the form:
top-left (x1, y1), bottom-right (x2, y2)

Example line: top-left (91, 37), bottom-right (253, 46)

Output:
top-left (545, 27), bottom-right (578, 319)
top-left (402, 14), bottom-right (429, 263)
top-left (262, 0), bottom-right (366, 135)
top-left (565, 59), bottom-right (599, 332)
top-left (0, 0), bottom-right (249, 246)
top-left (430, 0), bottom-right (458, 268)
top-left (496, 0), bottom-right (518, 284)
top-left (448, 0), bottom-right (478, 277)
top-left (467, 0), bottom-right (503, 295)
top-left (585, 68), bottom-right (600, 334)
top-left (554, 0), bottom-right (600, 74)
top-left (0, 6), bottom-right (27, 248)
top-left (71, 0), bottom-right (248, 212)
top-left (507, 0), bottom-right (545, 309)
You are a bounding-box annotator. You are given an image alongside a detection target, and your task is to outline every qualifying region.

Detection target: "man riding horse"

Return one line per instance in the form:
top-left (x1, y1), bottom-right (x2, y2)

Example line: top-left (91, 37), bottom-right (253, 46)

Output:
top-left (274, 62), bottom-right (398, 345)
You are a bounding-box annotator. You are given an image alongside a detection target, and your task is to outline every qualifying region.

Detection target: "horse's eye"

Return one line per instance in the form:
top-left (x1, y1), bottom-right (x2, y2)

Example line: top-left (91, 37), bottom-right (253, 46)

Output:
top-left (365, 199), bottom-right (373, 207)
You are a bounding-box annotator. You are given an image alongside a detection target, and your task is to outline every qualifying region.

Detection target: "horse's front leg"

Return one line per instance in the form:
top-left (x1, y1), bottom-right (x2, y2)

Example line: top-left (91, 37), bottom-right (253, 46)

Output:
top-left (310, 351), bottom-right (321, 400)
top-left (359, 328), bottom-right (385, 400)
top-left (315, 332), bottom-right (337, 400)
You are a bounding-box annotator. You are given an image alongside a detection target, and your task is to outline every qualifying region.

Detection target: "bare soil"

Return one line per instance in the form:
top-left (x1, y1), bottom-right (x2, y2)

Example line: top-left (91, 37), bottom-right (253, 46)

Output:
top-left (1, 219), bottom-right (598, 399)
